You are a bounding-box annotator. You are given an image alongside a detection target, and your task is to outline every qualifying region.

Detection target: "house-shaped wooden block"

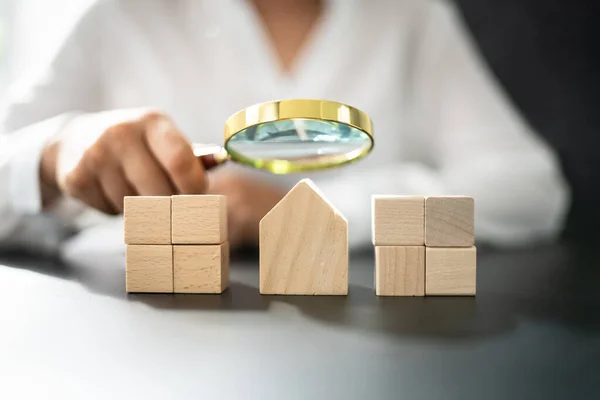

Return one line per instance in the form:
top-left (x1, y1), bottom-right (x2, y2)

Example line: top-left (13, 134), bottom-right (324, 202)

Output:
top-left (259, 179), bottom-right (348, 295)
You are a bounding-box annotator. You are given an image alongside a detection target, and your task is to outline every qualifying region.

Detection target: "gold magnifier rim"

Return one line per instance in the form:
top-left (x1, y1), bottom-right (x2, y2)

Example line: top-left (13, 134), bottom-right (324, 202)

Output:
top-left (222, 98), bottom-right (374, 173)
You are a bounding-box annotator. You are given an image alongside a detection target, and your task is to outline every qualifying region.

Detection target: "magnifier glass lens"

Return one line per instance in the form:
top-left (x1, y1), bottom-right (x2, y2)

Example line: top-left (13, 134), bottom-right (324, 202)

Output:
top-left (226, 118), bottom-right (371, 165)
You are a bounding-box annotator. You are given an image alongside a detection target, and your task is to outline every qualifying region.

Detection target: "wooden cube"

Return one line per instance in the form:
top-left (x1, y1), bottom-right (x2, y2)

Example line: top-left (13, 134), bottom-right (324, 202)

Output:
top-left (171, 195), bottom-right (227, 244)
top-left (372, 196), bottom-right (424, 246)
top-left (173, 243), bottom-right (229, 293)
top-left (124, 196), bottom-right (171, 244)
top-left (425, 196), bottom-right (474, 247)
top-left (425, 247), bottom-right (476, 296)
top-left (375, 246), bottom-right (425, 296)
top-left (126, 245), bottom-right (173, 293)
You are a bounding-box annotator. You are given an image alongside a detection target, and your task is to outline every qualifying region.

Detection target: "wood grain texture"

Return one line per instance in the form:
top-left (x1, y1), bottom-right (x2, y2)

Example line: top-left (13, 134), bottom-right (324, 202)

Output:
top-left (425, 196), bottom-right (474, 247)
top-left (171, 195), bottom-right (227, 244)
top-left (425, 247), bottom-right (476, 296)
top-left (126, 245), bottom-right (173, 293)
top-left (260, 179), bottom-right (348, 295)
top-left (124, 196), bottom-right (171, 244)
top-left (173, 243), bottom-right (229, 294)
top-left (372, 196), bottom-right (425, 245)
top-left (375, 246), bottom-right (425, 296)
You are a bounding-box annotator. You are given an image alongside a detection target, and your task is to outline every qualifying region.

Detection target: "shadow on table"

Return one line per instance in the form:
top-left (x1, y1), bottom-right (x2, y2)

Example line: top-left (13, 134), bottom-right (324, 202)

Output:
top-left (0, 247), bottom-right (271, 312)
top-left (128, 281), bottom-right (270, 312)
top-left (269, 286), bottom-right (492, 340)
top-left (3, 243), bottom-right (599, 341)
top-left (0, 251), bottom-right (75, 278)
top-left (130, 244), bottom-right (600, 341)
top-left (261, 244), bottom-right (600, 341)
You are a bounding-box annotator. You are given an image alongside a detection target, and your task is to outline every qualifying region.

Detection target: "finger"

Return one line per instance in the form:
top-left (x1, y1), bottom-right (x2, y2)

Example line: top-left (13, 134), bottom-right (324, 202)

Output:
top-left (85, 136), bottom-right (137, 213)
top-left (142, 112), bottom-right (208, 194)
top-left (105, 124), bottom-right (176, 196)
top-left (198, 154), bottom-right (219, 170)
top-left (62, 162), bottom-right (118, 215)
top-left (97, 164), bottom-right (137, 214)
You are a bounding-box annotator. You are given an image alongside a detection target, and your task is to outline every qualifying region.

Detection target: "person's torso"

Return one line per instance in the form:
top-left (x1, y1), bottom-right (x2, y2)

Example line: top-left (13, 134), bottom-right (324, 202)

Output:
top-left (98, 0), bottom-right (436, 183)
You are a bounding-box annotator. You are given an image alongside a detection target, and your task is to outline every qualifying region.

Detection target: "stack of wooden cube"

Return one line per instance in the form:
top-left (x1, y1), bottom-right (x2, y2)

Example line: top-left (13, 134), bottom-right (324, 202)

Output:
top-left (124, 195), bottom-right (229, 294)
top-left (372, 195), bottom-right (476, 296)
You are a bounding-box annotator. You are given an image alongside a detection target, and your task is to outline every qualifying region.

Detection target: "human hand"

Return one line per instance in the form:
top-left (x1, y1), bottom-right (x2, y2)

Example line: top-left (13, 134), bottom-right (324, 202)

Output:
top-left (206, 171), bottom-right (286, 248)
top-left (40, 109), bottom-right (209, 214)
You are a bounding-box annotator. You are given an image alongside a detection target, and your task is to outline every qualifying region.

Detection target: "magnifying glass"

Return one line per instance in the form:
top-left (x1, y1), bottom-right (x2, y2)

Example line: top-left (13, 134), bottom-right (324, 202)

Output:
top-left (192, 99), bottom-right (374, 174)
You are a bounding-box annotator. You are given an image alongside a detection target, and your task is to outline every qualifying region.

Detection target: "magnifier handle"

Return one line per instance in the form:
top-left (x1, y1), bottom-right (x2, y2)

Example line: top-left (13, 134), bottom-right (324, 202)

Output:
top-left (191, 143), bottom-right (229, 170)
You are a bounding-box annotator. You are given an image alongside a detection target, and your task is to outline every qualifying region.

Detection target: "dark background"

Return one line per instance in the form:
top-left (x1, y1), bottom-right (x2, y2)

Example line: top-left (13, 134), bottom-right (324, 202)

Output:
top-left (454, 0), bottom-right (598, 242)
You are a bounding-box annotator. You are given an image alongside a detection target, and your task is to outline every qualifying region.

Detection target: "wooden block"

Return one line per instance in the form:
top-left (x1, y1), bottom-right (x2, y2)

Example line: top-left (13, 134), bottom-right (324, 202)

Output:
top-left (425, 196), bottom-right (474, 247)
top-left (173, 243), bottom-right (229, 293)
top-left (425, 247), bottom-right (476, 296)
top-left (375, 246), bottom-right (425, 296)
top-left (124, 196), bottom-right (171, 244)
top-left (126, 245), bottom-right (173, 293)
top-left (260, 179), bottom-right (348, 295)
top-left (372, 196), bottom-right (424, 245)
top-left (171, 195), bottom-right (227, 244)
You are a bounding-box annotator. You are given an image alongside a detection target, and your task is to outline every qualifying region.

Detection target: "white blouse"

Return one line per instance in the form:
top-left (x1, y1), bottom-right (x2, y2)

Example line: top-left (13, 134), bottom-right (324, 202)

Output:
top-left (0, 0), bottom-right (570, 254)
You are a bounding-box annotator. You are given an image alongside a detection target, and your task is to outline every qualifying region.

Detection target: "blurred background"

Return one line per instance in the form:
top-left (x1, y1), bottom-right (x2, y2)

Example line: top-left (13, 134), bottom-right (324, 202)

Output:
top-left (0, 0), bottom-right (596, 242)
top-left (0, 0), bottom-right (95, 94)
